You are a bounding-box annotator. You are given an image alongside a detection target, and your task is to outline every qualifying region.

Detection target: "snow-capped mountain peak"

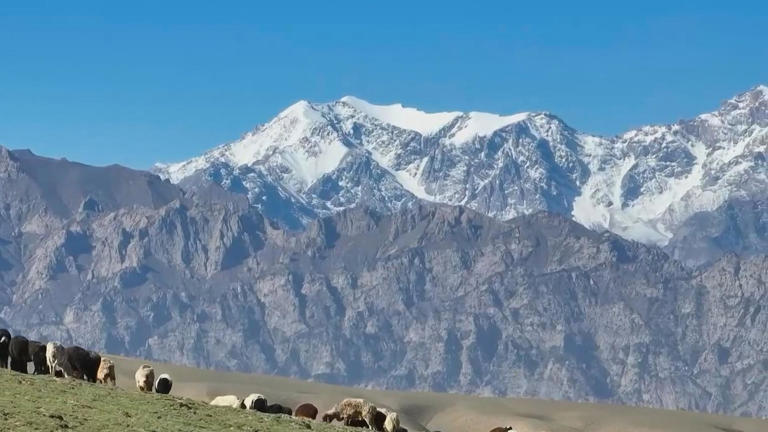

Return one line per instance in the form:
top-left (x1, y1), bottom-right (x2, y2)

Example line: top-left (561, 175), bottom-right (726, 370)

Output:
top-left (273, 99), bottom-right (327, 126)
top-left (156, 86), bottom-right (768, 247)
top-left (338, 96), bottom-right (534, 143)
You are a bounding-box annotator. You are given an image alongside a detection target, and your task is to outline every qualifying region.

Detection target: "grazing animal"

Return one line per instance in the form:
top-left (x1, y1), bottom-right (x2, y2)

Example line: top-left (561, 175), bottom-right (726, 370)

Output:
top-left (489, 428), bottom-right (517, 432)
top-left (27, 340), bottom-right (49, 374)
top-left (154, 373), bottom-right (172, 394)
top-left (372, 410), bottom-right (387, 431)
top-left (9, 336), bottom-right (30, 373)
top-left (210, 395), bottom-right (245, 409)
top-left (345, 418), bottom-right (369, 428)
top-left (266, 403), bottom-right (282, 414)
top-left (383, 412), bottom-right (400, 432)
top-left (46, 342), bottom-right (68, 377)
top-left (65, 346), bottom-right (101, 382)
top-left (322, 398), bottom-right (378, 430)
top-left (265, 403), bottom-right (292, 415)
top-left (134, 364), bottom-right (155, 392)
top-left (243, 393), bottom-right (267, 412)
top-left (322, 411), bottom-right (342, 423)
top-left (294, 403), bottom-right (319, 420)
top-left (96, 357), bottom-right (116, 385)
top-left (0, 329), bottom-right (11, 369)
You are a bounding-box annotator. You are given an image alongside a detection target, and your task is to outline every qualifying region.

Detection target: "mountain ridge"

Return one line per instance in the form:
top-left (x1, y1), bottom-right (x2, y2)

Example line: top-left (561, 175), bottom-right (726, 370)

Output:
top-left (1, 147), bottom-right (767, 416)
top-left (153, 85), bottom-right (768, 265)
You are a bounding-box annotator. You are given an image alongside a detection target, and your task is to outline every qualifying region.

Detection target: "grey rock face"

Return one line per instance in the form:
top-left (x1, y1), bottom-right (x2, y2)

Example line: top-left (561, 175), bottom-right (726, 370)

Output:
top-left (667, 198), bottom-right (768, 267)
top-left (0, 148), bottom-right (766, 417)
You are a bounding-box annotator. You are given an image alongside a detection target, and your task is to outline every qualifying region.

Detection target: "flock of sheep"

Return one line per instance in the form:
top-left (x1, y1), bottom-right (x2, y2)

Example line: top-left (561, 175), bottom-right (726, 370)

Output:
top-left (209, 394), bottom-right (406, 432)
top-left (0, 327), bottom-right (406, 430)
top-left (0, 328), bottom-right (123, 387)
top-left (0, 328), bottom-right (517, 432)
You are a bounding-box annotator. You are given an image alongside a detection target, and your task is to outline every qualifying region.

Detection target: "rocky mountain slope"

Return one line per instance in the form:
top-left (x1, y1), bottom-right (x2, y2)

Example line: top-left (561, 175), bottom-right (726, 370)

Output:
top-left (1, 147), bottom-right (766, 417)
top-left (155, 86), bottom-right (768, 266)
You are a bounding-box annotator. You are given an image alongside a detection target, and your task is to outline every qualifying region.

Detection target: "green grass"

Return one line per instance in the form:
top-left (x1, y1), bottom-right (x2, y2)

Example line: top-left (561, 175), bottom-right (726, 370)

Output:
top-left (0, 369), bottom-right (341, 432)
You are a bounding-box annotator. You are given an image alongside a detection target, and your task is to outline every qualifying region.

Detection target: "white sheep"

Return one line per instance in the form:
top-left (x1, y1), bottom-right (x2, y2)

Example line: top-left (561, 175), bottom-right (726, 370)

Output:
top-left (134, 364), bottom-right (155, 392)
top-left (210, 395), bottom-right (245, 409)
top-left (46, 342), bottom-right (71, 377)
top-left (384, 412), bottom-right (400, 432)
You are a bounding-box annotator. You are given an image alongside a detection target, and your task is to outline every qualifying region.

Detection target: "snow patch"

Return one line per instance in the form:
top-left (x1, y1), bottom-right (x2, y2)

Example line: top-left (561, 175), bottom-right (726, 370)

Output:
top-left (277, 139), bottom-right (349, 191)
top-left (340, 96), bottom-right (460, 135)
top-left (367, 148), bottom-right (435, 201)
top-left (447, 112), bottom-right (530, 144)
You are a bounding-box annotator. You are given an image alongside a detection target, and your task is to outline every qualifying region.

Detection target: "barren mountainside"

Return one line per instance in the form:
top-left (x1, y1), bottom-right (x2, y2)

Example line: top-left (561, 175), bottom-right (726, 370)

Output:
top-left (0, 146), bottom-right (766, 417)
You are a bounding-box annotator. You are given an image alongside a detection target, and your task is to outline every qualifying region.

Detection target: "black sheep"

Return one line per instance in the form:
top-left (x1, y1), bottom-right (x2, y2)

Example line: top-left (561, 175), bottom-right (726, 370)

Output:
top-left (372, 410), bottom-right (387, 431)
top-left (27, 340), bottom-right (49, 375)
top-left (266, 403), bottom-right (292, 415)
top-left (65, 346), bottom-right (101, 382)
top-left (9, 336), bottom-right (30, 373)
top-left (154, 374), bottom-right (173, 394)
top-left (0, 329), bottom-right (10, 369)
top-left (344, 417), bottom-right (369, 428)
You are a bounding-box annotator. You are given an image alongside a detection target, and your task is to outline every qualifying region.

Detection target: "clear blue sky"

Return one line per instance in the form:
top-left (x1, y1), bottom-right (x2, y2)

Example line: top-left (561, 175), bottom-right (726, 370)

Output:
top-left (1, 1), bottom-right (766, 169)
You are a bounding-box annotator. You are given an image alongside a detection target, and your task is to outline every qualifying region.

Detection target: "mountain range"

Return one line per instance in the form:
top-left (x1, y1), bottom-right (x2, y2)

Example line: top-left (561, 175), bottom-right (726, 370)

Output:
top-left (0, 86), bottom-right (767, 417)
top-left (155, 86), bottom-right (768, 266)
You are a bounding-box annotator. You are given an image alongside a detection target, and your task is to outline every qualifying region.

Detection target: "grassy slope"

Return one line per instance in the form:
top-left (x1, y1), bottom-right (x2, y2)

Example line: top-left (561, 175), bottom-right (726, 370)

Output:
top-left (0, 369), bottom-right (336, 432)
top-left (2, 358), bottom-right (767, 432)
top-left (109, 355), bottom-right (768, 432)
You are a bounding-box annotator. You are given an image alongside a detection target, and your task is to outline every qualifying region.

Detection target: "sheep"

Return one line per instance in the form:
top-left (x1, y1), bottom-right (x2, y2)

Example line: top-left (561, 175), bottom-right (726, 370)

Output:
top-left (155, 373), bottom-right (172, 394)
top-left (345, 418), bottom-right (369, 428)
top-left (294, 403), bottom-right (319, 420)
top-left (64, 346), bottom-right (101, 382)
top-left (134, 364), bottom-right (155, 392)
top-left (27, 340), bottom-right (49, 375)
top-left (9, 336), bottom-right (30, 373)
top-left (372, 410), bottom-right (387, 431)
top-left (0, 329), bottom-right (11, 369)
top-left (96, 357), bottom-right (116, 385)
top-left (322, 410), bottom-right (342, 423)
top-left (243, 393), bottom-right (267, 412)
top-left (210, 395), bottom-right (245, 409)
top-left (266, 403), bottom-right (292, 415)
top-left (322, 398), bottom-right (378, 430)
top-left (383, 412), bottom-right (400, 432)
top-left (46, 342), bottom-right (70, 377)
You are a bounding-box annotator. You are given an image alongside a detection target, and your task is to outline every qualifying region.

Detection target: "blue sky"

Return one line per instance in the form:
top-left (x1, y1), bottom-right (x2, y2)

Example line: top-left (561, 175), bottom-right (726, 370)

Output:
top-left (1, 1), bottom-right (766, 169)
